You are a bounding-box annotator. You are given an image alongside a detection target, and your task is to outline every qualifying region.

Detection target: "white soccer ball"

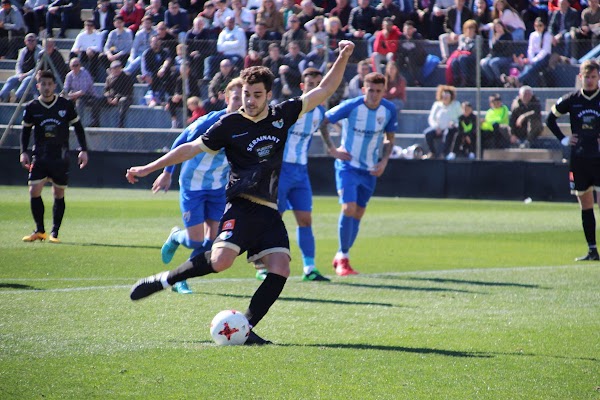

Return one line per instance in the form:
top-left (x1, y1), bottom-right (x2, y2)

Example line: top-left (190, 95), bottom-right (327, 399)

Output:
top-left (209, 310), bottom-right (250, 346)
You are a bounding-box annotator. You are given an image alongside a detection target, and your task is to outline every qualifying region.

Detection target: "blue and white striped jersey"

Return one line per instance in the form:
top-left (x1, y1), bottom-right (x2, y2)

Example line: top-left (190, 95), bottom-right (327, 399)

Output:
top-left (282, 105), bottom-right (325, 165)
top-left (325, 97), bottom-right (398, 171)
top-left (165, 110), bottom-right (230, 192)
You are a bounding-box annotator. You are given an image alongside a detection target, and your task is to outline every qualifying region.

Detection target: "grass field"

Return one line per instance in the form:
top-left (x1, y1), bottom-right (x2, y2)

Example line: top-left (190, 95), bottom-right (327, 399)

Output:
top-left (0, 186), bottom-right (599, 399)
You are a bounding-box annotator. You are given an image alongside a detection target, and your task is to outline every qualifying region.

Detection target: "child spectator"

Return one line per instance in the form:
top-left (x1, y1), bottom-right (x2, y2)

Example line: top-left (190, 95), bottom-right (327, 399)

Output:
top-left (453, 101), bottom-right (477, 159)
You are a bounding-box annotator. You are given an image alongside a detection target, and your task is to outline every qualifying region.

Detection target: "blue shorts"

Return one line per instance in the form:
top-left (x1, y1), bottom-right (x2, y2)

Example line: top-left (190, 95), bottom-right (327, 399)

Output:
top-left (179, 187), bottom-right (226, 228)
top-left (277, 162), bottom-right (313, 213)
top-left (335, 167), bottom-right (376, 207)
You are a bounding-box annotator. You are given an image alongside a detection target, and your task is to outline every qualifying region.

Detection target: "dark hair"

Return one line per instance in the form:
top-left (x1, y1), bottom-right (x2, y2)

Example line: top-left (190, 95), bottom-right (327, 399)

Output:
top-left (240, 66), bottom-right (274, 93)
top-left (403, 20), bottom-right (415, 28)
top-left (268, 42), bottom-right (280, 51)
top-left (302, 67), bottom-right (322, 80)
top-left (364, 72), bottom-right (386, 85)
top-left (580, 59), bottom-right (600, 75)
top-left (38, 70), bottom-right (55, 82)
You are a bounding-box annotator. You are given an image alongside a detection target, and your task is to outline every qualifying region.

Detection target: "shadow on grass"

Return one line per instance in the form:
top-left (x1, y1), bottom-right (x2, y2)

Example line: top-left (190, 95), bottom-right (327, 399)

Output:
top-left (59, 242), bottom-right (158, 250)
top-left (330, 281), bottom-right (483, 294)
top-left (0, 283), bottom-right (39, 290)
top-left (294, 343), bottom-right (493, 358)
top-left (402, 277), bottom-right (545, 289)
top-left (195, 291), bottom-right (398, 307)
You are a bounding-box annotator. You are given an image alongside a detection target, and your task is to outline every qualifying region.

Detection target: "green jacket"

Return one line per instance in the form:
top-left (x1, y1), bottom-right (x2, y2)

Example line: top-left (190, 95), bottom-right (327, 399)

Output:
top-left (481, 105), bottom-right (509, 131)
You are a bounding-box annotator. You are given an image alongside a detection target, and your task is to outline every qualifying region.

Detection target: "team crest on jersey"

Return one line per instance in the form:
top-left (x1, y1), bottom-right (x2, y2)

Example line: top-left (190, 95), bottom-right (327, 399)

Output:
top-left (183, 211), bottom-right (191, 223)
top-left (272, 119), bottom-right (284, 129)
top-left (377, 116), bottom-right (384, 124)
top-left (219, 231), bottom-right (233, 240)
top-left (58, 110), bottom-right (66, 117)
top-left (222, 219), bottom-right (235, 230)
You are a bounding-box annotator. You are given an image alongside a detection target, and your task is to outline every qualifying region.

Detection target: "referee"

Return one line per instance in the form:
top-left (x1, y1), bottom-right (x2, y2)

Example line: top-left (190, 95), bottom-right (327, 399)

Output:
top-left (547, 60), bottom-right (600, 261)
top-left (20, 70), bottom-right (89, 243)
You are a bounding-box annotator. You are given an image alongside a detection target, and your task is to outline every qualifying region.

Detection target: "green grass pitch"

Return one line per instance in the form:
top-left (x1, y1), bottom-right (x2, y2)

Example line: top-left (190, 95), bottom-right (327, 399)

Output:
top-left (0, 186), bottom-right (598, 399)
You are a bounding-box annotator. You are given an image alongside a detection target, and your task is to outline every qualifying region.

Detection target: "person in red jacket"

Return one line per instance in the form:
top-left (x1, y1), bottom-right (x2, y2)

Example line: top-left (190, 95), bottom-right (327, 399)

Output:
top-left (370, 17), bottom-right (400, 73)
top-left (120, 0), bottom-right (144, 33)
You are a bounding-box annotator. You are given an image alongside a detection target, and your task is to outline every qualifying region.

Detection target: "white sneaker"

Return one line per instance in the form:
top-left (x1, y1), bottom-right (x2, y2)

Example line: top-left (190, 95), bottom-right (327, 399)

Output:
top-left (468, 152), bottom-right (476, 159)
top-left (446, 152), bottom-right (456, 160)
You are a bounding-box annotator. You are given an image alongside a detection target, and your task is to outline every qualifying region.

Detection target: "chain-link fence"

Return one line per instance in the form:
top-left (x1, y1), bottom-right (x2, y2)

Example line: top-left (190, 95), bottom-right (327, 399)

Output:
top-left (0, 34), bottom-right (583, 160)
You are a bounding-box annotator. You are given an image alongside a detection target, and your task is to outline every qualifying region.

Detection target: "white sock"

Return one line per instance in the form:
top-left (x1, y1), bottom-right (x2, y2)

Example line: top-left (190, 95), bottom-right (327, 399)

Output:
top-left (335, 252), bottom-right (349, 260)
top-left (159, 271), bottom-right (170, 288)
top-left (303, 265), bottom-right (315, 275)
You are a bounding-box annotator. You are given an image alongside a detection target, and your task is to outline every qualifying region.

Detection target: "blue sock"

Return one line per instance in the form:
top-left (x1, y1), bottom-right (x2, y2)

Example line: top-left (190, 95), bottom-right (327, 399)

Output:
top-left (190, 239), bottom-right (213, 259)
top-left (297, 226), bottom-right (315, 261)
top-left (349, 218), bottom-right (361, 249)
top-left (172, 230), bottom-right (203, 249)
top-left (338, 213), bottom-right (354, 254)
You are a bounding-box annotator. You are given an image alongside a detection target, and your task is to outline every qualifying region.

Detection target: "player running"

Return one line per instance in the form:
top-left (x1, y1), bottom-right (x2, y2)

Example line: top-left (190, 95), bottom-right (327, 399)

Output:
top-left (547, 60), bottom-right (600, 262)
top-left (150, 79), bottom-right (243, 294)
top-left (20, 70), bottom-right (89, 243)
top-left (320, 72), bottom-right (398, 276)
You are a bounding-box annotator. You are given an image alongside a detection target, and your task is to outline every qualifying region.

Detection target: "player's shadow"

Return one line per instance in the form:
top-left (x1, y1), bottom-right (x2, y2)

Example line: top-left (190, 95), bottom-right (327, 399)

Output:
top-left (59, 242), bottom-right (158, 250)
top-left (297, 343), bottom-right (493, 358)
top-left (398, 276), bottom-right (546, 289)
top-left (194, 291), bottom-right (398, 307)
top-left (330, 281), bottom-right (484, 294)
top-left (0, 283), bottom-right (39, 290)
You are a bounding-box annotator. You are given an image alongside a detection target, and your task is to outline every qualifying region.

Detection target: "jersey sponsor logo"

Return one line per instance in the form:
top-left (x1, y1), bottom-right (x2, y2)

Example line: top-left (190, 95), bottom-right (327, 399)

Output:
top-left (256, 144), bottom-right (273, 157)
top-left (246, 135), bottom-right (281, 152)
top-left (272, 119), bottom-right (284, 129)
top-left (222, 219), bottom-right (235, 230)
top-left (232, 132), bottom-right (249, 138)
top-left (219, 231), bottom-right (233, 240)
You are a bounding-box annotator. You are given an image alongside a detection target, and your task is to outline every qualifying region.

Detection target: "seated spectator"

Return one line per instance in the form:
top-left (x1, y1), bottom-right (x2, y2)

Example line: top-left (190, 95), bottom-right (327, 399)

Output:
top-left (508, 85), bottom-right (543, 148)
top-left (452, 101), bottom-right (477, 159)
top-left (502, 17), bottom-right (552, 87)
top-left (120, 0), bottom-right (144, 34)
top-left (155, 21), bottom-right (177, 57)
top-left (324, 16), bottom-right (347, 54)
top-left (198, 1), bottom-right (218, 32)
top-left (347, 59), bottom-right (372, 98)
top-left (447, 19), bottom-right (478, 86)
top-left (489, 0), bottom-right (525, 41)
top-left (124, 15), bottom-right (155, 76)
top-left (299, 36), bottom-right (335, 72)
top-left (396, 20), bottom-right (427, 86)
top-left (329, 0), bottom-right (352, 33)
top-left (139, 35), bottom-right (172, 106)
top-left (571, 0), bottom-right (600, 60)
top-left (186, 15), bottom-right (217, 82)
top-left (22, 0), bottom-right (47, 36)
top-left (305, 15), bottom-right (327, 51)
top-left (209, 15), bottom-right (246, 78)
top-left (213, 0), bottom-right (234, 30)
top-left (370, 17), bottom-right (400, 73)
top-left (282, 14), bottom-right (309, 54)
top-left (413, 0), bottom-right (433, 39)
top-left (62, 56), bottom-right (103, 126)
top-left (348, 0), bottom-right (377, 60)
top-left (280, 0), bottom-right (301, 29)
top-left (40, 37), bottom-right (68, 81)
top-left (248, 21), bottom-right (271, 60)
top-left (255, 0), bottom-right (284, 39)
top-left (262, 42), bottom-right (284, 101)
top-left (144, 0), bottom-right (165, 26)
top-left (0, 33), bottom-right (41, 102)
top-left (164, 0), bottom-right (189, 40)
top-left (439, 0), bottom-right (473, 63)
top-left (473, 0), bottom-right (492, 41)
top-left (231, 0), bottom-right (255, 37)
top-left (480, 19), bottom-right (513, 87)
top-left (297, 0), bottom-right (324, 27)
top-left (0, 0), bottom-right (26, 58)
top-left (185, 96), bottom-right (206, 125)
top-left (245, 49), bottom-right (263, 67)
top-left (45, 0), bottom-right (79, 39)
top-left (165, 61), bottom-right (203, 128)
top-left (423, 85), bottom-right (462, 159)
top-left (93, 0), bottom-right (115, 34)
top-left (430, 0), bottom-right (454, 40)
top-left (383, 60), bottom-right (406, 121)
top-left (481, 93), bottom-right (510, 150)
top-left (70, 19), bottom-right (104, 81)
top-left (205, 58), bottom-right (235, 112)
top-left (548, 0), bottom-right (578, 59)
top-left (522, 0), bottom-right (548, 37)
top-left (100, 15), bottom-right (133, 70)
top-left (279, 40), bottom-right (305, 95)
top-left (375, 0), bottom-right (408, 30)
top-left (103, 60), bottom-right (134, 128)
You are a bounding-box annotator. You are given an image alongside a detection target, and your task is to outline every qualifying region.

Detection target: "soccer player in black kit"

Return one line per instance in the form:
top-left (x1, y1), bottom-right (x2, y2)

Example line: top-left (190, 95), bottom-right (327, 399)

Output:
top-left (20, 70), bottom-right (89, 243)
top-left (125, 41), bottom-right (355, 345)
top-left (547, 60), bottom-right (600, 262)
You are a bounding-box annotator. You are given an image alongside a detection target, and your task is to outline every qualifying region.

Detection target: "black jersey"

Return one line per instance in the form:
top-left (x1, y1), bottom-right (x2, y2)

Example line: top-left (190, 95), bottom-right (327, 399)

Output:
top-left (200, 97), bottom-right (305, 205)
top-left (553, 89), bottom-right (600, 158)
top-left (22, 96), bottom-right (80, 159)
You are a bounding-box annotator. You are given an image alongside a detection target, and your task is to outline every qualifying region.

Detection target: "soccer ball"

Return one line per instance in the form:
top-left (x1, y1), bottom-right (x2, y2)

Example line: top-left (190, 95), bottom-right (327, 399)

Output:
top-left (209, 310), bottom-right (250, 345)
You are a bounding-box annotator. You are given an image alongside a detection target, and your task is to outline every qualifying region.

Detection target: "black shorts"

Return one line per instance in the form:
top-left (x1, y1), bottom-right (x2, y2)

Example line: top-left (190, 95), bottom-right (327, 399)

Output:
top-left (569, 157), bottom-right (600, 195)
top-left (213, 197), bottom-right (290, 263)
top-left (28, 156), bottom-right (69, 187)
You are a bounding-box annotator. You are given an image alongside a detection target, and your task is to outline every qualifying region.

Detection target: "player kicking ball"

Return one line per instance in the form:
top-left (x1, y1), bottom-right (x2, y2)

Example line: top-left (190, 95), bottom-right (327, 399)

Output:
top-left (125, 41), bottom-right (355, 345)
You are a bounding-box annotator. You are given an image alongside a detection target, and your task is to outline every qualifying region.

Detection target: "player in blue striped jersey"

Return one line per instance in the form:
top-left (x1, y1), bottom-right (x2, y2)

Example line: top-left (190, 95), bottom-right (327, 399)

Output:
top-left (320, 72), bottom-right (398, 276)
top-left (150, 78), bottom-right (243, 293)
top-left (255, 68), bottom-right (333, 282)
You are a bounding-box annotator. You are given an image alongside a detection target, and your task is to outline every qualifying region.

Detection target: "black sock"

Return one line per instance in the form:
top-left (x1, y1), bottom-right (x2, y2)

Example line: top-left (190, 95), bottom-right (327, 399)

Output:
top-left (167, 251), bottom-right (215, 285)
top-left (245, 273), bottom-right (287, 328)
top-left (52, 197), bottom-right (65, 236)
top-left (31, 196), bottom-right (45, 233)
top-left (581, 208), bottom-right (596, 249)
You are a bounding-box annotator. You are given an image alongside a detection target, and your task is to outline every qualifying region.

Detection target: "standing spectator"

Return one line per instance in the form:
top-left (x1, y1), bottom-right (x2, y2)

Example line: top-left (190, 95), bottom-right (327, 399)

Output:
top-left (256, 0), bottom-right (284, 39)
top-left (22, 0), bottom-right (47, 36)
top-left (383, 59), bottom-right (406, 122)
top-left (215, 15), bottom-right (247, 70)
top-left (281, 14), bottom-right (308, 54)
top-left (430, 0), bottom-right (455, 39)
top-left (447, 18), bottom-right (478, 86)
top-left (120, 0), bottom-right (144, 33)
top-left (124, 15), bottom-right (155, 76)
top-left (503, 17), bottom-right (552, 88)
top-left (144, 0), bottom-right (165, 26)
top-left (164, 0), bottom-right (189, 40)
top-left (186, 15), bottom-right (217, 82)
top-left (0, 33), bottom-right (41, 102)
top-left (370, 17), bottom-right (400, 73)
top-left (205, 57), bottom-right (235, 112)
top-left (329, 0), bottom-right (352, 32)
top-left (63, 56), bottom-right (103, 126)
top-left (139, 35), bottom-right (172, 106)
top-left (103, 60), bottom-right (134, 128)
top-left (439, 0), bottom-right (473, 63)
top-left (70, 19), bottom-right (104, 80)
top-left (297, 0), bottom-right (324, 27)
top-left (347, 59), bottom-right (371, 98)
top-left (248, 21), bottom-right (271, 60)
top-left (396, 20), bottom-right (427, 86)
top-left (299, 36), bottom-right (335, 72)
top-left (100, 15), bottom-right (133, 70)
top-left (423, 85), bottom-right (462, 159)
top-left (480, 19), bottom-right (513, 87)
top-left (165, 61), bottom-right (203, 128)
top-left (212, 0), bottom-right (234, 30)
top-left (0, 0), bottom-right (26, 58)
top-left (93, 0), bottom-right (115, 34)
top-left (548, 0), bottom-right (578, 59)
top-left (490, 0), bottom-right (525, 41)
top-left (570, 0), bottom-right (600, 59)
top-left (19, 70), bottom-right (88, 244)
top-left (509, 85), bottom-right (543, 147)
top-left (231, 0), bottom-right (256, 37)
top-left (45, 0), bottom-right (79, 38)
top-left (348, 0), bottom-right (378, 60)
top-left (481, 93), bottom-right (510, 150)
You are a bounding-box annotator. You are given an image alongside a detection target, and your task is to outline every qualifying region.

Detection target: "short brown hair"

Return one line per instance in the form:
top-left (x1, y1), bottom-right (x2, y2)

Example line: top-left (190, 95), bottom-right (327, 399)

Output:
top-left (435, 84), bottom-right (456, 101)
top-left (364, 72), bottom-right (386, 86)
top-left (302, 67), bottom-right (322, 80)
top-left (240, 66), bottom-right (274, 93)
top-left (580, 59), bottom-right (600, 75)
